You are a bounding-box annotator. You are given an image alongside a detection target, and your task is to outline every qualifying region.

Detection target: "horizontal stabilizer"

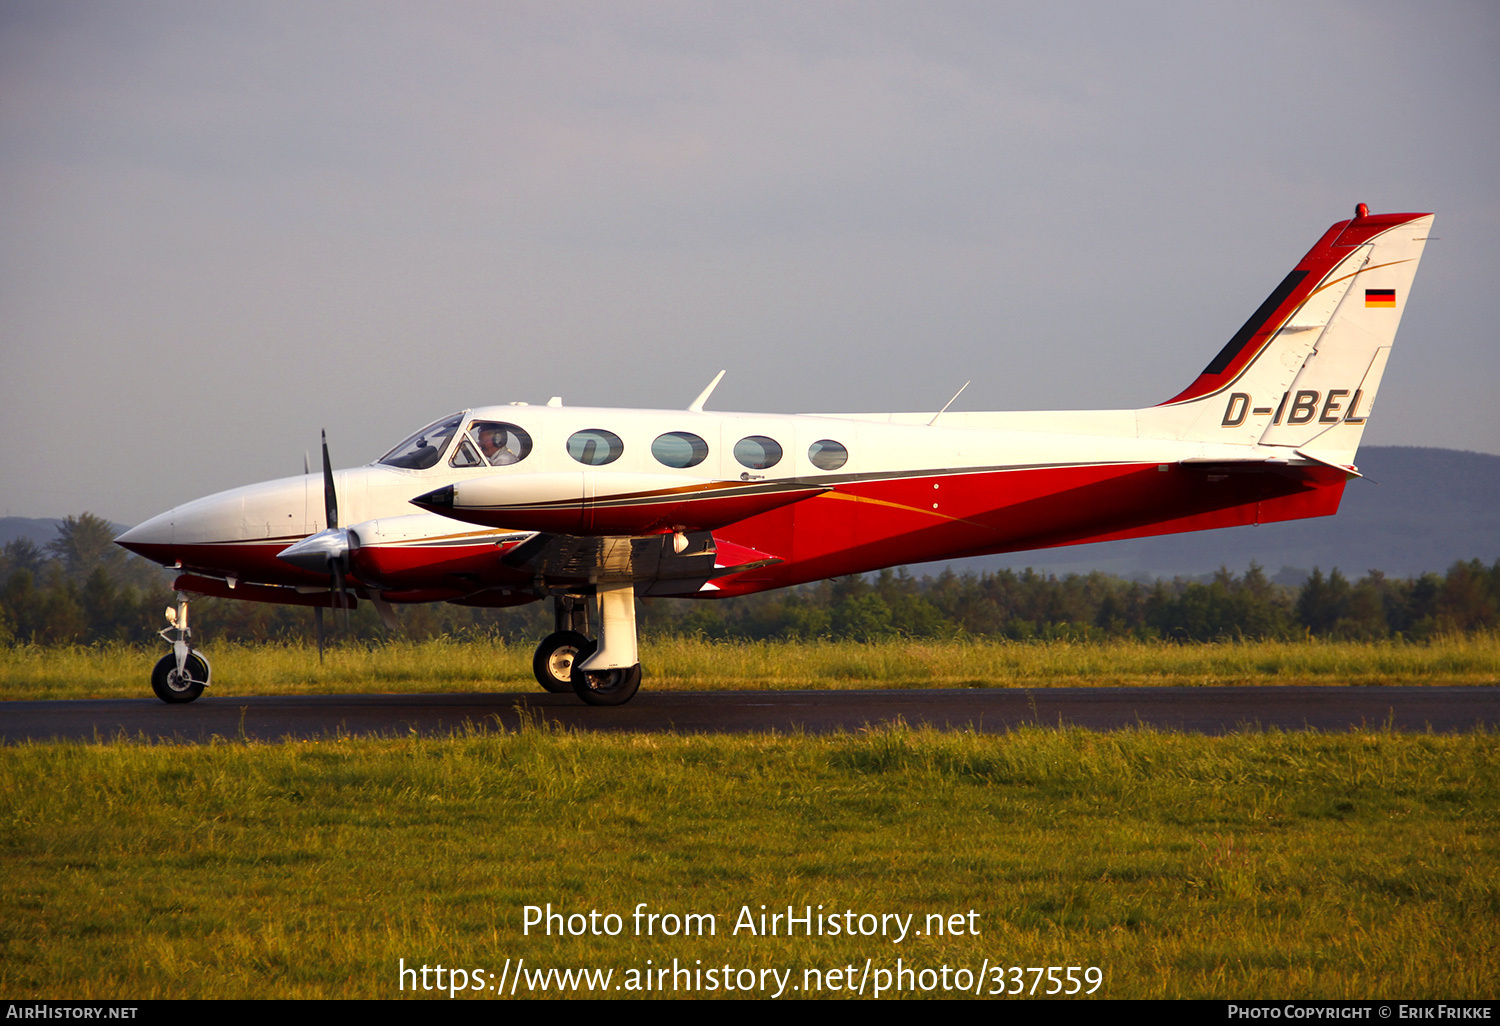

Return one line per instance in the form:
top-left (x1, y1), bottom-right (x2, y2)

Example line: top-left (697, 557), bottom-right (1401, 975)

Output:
top-left (1292, 448), bottom-right (1362, 477)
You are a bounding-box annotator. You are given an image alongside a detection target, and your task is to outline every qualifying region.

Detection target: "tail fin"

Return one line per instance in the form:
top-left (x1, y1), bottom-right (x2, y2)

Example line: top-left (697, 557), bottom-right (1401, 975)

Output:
top-left (1138, 206), bottom-right (1433, 466)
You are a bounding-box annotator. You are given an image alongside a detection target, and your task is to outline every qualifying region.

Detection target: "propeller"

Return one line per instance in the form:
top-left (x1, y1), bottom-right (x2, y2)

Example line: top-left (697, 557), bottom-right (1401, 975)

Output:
top-left (276, 430), bottom-right (358, 659)
top-left (320, 430), bottom-right (351, 633)
top-left (304, 444), bottom-right (322, 659)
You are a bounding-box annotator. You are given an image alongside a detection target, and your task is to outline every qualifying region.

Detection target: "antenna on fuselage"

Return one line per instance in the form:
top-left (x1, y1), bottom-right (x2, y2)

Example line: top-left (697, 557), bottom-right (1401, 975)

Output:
top-left (687, 370), bottom-right (726, 413)
top-left (928, 380), bottom-right (970, 426)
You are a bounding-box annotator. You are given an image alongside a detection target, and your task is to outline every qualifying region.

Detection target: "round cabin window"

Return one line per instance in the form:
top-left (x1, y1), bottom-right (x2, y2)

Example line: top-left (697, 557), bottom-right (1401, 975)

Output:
top-left (733, 435), bottom-right (783, 470)
top-left (652, 431), bottom-right (710, 469)
top-left (808, 439), bottom-right (848, 471)
top-left (567, 428), bottom-right (625, 466)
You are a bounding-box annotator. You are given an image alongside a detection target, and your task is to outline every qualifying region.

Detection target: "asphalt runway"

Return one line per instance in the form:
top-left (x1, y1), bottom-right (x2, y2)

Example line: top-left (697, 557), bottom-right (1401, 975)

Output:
top-left (1, 686), bottom-right (1497, 743)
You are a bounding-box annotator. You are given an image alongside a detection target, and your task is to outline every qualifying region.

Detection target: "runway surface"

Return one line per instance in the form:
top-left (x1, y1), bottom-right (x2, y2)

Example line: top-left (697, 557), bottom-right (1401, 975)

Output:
top-left (2, 686), bottom-right (1497, 743)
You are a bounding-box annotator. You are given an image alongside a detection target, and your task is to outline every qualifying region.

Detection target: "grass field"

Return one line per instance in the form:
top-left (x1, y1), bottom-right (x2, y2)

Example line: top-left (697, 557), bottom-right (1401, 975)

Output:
top-left (1, 724), bottom-right (1496, 999)
top-left (2, 633), bottom-right (1498, 701)
top-left (3, 637), bottom-right (1496, 999)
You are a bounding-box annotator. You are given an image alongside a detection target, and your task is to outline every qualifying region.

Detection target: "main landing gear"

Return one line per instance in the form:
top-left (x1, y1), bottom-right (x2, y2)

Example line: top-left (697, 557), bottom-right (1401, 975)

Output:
top-left (531, 584), bottom-right (642, 706)
top-left (151, 596), bottom-right (211, 704)
top-left (532, 629), bottom-right (589, 693)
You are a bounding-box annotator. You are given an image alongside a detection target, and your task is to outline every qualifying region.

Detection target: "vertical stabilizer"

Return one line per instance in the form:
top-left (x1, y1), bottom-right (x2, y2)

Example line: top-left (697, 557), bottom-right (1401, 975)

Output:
top-left (1137, 207), bottom-right (1432, 466)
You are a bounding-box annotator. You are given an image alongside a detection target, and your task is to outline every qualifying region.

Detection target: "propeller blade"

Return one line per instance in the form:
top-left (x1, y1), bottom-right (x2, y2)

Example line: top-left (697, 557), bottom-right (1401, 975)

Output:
top-left (331, 557), bottom-right (351, 633)
top-left (321, 429), bottom-right (338, 531)
top-left (313, 605), bottom-right (325, 664)
top-left (370, 595), bottom-right (401, 632)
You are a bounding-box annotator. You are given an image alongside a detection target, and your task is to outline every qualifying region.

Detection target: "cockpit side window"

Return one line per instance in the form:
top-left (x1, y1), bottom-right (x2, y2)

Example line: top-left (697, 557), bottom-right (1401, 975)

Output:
top-left (378, 414), bottom-right (463, 470)
top-left (450, 439), bottom-right (484, 467)
top-left (467, 421), bottom-right (533, 466)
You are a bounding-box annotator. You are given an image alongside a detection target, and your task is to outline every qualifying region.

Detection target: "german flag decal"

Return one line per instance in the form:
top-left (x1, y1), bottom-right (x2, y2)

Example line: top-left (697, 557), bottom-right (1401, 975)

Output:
top-left (1365, 288), bottom-right (1397, 308)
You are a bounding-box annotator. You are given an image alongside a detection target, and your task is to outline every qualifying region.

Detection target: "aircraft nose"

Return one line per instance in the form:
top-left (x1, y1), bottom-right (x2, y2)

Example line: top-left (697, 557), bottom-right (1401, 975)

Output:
top-left (115, 509), bottom-right (174, 559)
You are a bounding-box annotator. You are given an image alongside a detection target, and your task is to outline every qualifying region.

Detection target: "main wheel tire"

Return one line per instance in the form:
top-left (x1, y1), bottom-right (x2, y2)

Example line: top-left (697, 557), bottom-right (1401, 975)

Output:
top-left (569, 641), bottom-right (642, 707)
top-left (151, 652), bottom-right (209, 704)
top-left (532, 630), bottom-right (589, 693)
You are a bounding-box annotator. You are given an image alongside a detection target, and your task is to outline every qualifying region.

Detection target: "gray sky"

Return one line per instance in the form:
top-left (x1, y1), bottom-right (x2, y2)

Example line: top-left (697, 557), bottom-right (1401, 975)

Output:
top-left (3, 0), bottom-right (1497, 526)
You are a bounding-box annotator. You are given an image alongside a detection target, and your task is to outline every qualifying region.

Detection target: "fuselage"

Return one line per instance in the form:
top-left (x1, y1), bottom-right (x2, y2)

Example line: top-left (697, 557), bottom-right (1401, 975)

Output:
top-left (116, 401), bottom-right (1345, 606)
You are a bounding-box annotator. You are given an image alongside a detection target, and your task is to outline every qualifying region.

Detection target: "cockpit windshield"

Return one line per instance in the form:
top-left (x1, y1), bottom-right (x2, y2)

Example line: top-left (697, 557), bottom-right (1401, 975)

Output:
top-left (377, 413), bottom-right (463, 470)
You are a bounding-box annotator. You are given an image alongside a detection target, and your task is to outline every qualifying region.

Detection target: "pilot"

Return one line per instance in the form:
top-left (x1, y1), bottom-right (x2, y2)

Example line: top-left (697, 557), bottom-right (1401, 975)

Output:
top-left (476, 425), bottom-right (520, 466)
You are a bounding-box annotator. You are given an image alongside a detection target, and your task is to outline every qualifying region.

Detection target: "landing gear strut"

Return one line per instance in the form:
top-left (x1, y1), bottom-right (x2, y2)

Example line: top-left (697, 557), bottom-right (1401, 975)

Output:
top-left (571, 581), bottom-right (641, 707)
top-left (151, 596), bottom-right (211, 703)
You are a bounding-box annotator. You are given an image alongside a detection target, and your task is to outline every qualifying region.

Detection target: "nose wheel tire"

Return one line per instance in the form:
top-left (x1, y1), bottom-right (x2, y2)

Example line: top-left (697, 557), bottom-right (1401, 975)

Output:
top-left (533, 630), bottom-right (590, 693)
top-left (569, 641), bottom-right (642, 706)
top-left (151, 653), bottom-right (209, 704)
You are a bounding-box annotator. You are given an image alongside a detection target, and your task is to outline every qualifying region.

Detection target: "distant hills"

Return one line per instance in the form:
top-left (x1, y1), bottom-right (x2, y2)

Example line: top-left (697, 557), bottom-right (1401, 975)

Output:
top-left (4, 447), bottom-right (1495, 583)
top-left (0, 517), bottom-right (105, 548)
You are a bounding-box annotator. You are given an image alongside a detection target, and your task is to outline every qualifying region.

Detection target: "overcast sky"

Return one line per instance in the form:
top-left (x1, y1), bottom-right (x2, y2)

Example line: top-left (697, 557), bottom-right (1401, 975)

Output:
top-left (2, 1), bottom-right (1496, 526)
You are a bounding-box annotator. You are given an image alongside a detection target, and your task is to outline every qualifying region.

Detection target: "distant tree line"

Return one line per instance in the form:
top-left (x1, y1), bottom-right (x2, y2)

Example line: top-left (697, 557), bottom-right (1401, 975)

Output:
top-left (2, 513), bottom-right (1497, 647)
top-left (652, 561), bottom-right (1500, 643)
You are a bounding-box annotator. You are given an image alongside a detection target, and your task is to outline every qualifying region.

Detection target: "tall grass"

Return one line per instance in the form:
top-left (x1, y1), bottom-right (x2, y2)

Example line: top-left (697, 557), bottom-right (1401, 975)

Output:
top-left (2, 634), bottom-right (1496, 701)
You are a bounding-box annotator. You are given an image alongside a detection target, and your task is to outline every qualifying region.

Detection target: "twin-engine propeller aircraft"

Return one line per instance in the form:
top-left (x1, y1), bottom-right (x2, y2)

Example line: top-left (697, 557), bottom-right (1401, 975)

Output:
top-left (117, 205), bottom-right (1432, 705)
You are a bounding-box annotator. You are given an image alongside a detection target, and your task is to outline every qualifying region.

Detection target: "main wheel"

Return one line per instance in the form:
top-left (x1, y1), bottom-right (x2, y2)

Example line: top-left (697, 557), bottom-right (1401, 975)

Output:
top-left (569, 641), bottom-right (642, 707)
top-left (532, 630), bottom-right (589, 693)
top-left (151, 652), bottom-right (209, 704)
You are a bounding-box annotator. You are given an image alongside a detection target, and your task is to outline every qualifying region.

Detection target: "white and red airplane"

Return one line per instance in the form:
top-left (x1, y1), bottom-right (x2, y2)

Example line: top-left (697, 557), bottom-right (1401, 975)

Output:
top-left (117, 205), bottom-right (1432, 706)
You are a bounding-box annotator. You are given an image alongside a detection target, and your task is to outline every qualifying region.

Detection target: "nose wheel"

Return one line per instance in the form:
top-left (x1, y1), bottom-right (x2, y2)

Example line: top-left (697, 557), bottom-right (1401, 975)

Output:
top-left (150, 597), bottom-right (210, 703)
top-left (151, 652), bottom-right (210, 703)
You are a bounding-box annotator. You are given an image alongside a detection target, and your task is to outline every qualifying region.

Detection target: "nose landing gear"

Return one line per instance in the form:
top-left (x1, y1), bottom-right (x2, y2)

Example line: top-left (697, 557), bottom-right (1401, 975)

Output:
top-left (151, 597), bottom-right (211, 703)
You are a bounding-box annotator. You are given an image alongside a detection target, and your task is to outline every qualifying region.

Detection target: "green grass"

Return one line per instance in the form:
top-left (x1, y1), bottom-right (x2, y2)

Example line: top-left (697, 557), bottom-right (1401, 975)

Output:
top-left (2, 725), bottom-right (1496, 998)
top-left (2, 634), bottom-right (1498, 701)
